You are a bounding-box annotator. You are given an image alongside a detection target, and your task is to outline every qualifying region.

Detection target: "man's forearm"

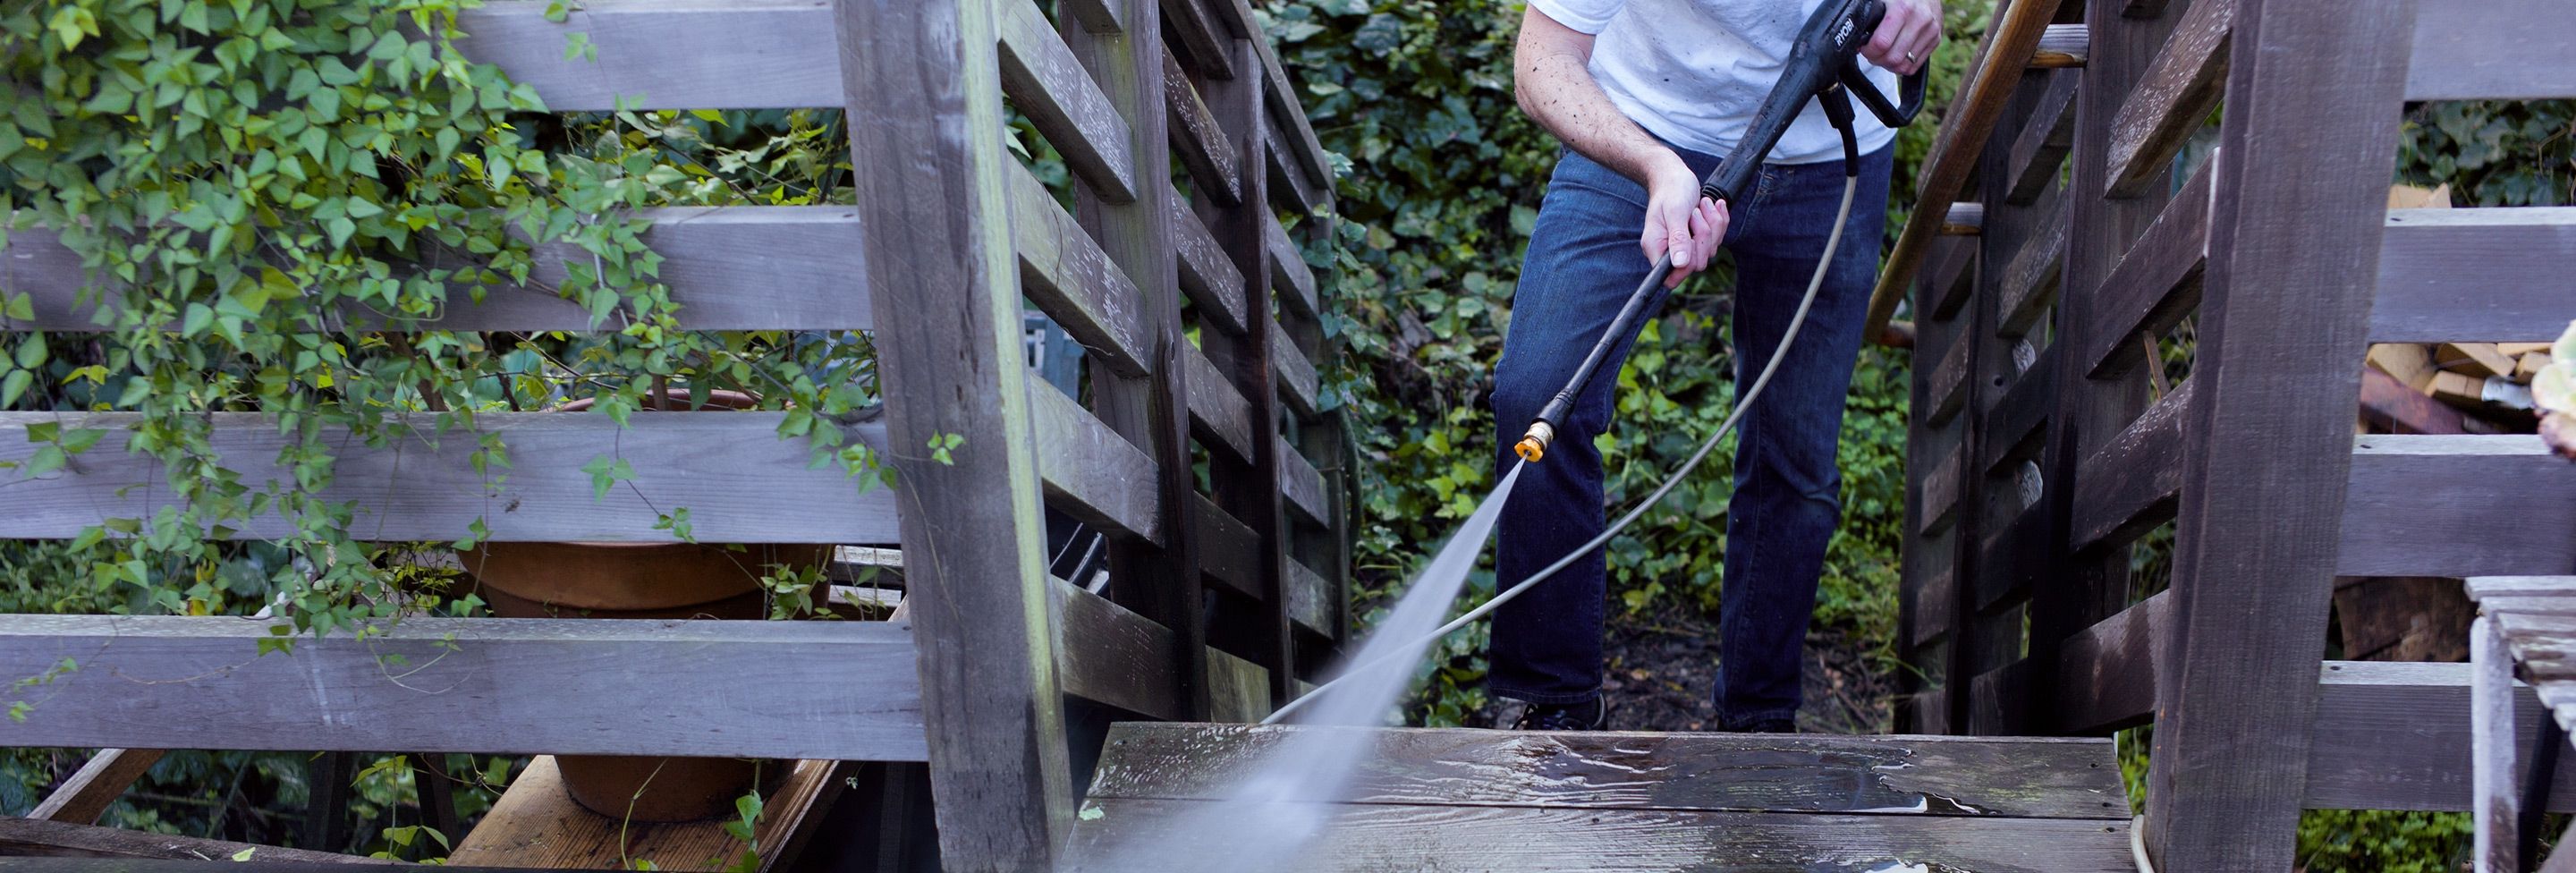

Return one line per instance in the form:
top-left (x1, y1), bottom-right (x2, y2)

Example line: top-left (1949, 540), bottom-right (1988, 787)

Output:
top-left (1514, 9), bottom-right (1681, 187)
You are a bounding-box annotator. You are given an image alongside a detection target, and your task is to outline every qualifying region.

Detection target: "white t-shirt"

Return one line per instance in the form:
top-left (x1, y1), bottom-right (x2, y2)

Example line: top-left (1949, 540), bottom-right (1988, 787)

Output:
top-left (1528, 0), bottom-right (1898, 165)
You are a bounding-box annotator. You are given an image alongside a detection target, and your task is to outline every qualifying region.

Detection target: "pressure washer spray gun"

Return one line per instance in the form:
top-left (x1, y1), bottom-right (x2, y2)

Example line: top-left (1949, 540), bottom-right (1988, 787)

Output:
top-left (1512, 0), bottom-right (1927, 463)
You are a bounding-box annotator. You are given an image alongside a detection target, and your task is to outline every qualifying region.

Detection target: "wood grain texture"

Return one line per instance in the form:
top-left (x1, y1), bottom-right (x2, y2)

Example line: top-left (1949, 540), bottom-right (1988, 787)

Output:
top-left (2338, 436), bottom-right (2576, 577)
top-left (2068, 378), bottom-right (2191, 552)
top-left (1978, 344), bottom-right (2058, 474)
top-left (2371, 208), bottom-right (2576, 343)
top-left (1053, 575), bottom-right (1182, 720)
top-left (1910, 567), bottom-right (1953, 648)
top-left (0, 816), bottom-right (396, 862)
top-left (2470, 577), bottom-right (2576, 600)
top-left (2004, 71), bottom-right (2080, 205)
top-left (1168, 190), bottom-right (1250, 337)
top-left (1271, 321), bottom-right (1320, 417)
top-left (1264, 216), bottom-right (1321, 322)
top-left (0, 615), bottom-right (925, 759)
top-left (1191, 492), bottom-right (1261, 598)
top-left (30, 750), bottom-right (165, 825)
top-left (1163, 50), bottom-right (1241, 205)
top-left (839, 0), bottom-right (1076, 864)
top-left (2102, 0), bottom-right (2233, 199)
top-left (1923, 326), bottom-right (1973, 428)
top-left (448, 755), bottom-right (841, 871)
top-left (2053, 591), bottom-right (2167, 733)
top-left (1923, 234), bottom-right (1979, 321)
top-left (997, 0), bottom-right (1141, 202)
top-left (1277, 436), bottom-right (1327, 524)
top-left (1182, 343), bottom-right (1257, 462)
top-left (1264, 132), bottom-right (1323, 216)
top-left (2406, 0), bottom-right (2576, 100)
top-left (2475, 614), bottom-right (2523, 870)
top-left (2144, 0), bottom-right (2419, 862)
top-left (0, 411), bottom-right (899, 543)
top-left (1030, 378), bottom-right (1163, 543)
top-left (2078, 157), bottom-right (2213, 377)
top-left (1011, 159), bottom-right (1154, 378)
top-left (1158, 0), bottom-right (1236, 81)
top-left (2, 209), bottom-right (871, 333)
top-left (1284, 558), bottom-right (1333, 639)
top-left (1063, 800), bottom-right (2138, 873)
top-left (451, 0), bottom-right (840, 111)
top-left (1860, 0), bottom-right (2068, 341)
top-left (2030, 23), bottom-right (2090, 68)
top-left (1089, 723), bottom-right (2127, 818)
top-left (2307, 660), bottom-right (2576, 812)
top-left (1919, 444), bottom-right (1963, 537)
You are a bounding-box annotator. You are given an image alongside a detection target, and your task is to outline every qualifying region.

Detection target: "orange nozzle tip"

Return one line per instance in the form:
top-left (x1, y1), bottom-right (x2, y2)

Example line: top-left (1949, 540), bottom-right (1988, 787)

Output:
top-left (1513, 437), bottom-right (1546, 463)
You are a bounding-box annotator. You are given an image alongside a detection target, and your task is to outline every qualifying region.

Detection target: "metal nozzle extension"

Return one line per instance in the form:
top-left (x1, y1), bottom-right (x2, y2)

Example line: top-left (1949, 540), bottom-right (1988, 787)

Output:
top-left (1513, 421), bottom-right (1555, 463)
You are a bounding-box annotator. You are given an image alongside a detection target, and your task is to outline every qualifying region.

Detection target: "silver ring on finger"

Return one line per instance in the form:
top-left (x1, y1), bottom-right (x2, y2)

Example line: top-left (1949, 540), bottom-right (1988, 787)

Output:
top-left (1905, 49), bottom-right (1918, 62)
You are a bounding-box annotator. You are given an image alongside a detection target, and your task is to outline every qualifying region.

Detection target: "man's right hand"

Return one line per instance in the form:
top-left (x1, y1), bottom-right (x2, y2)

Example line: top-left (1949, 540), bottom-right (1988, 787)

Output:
top-left (1643, 151), bottom-right (1727, 289)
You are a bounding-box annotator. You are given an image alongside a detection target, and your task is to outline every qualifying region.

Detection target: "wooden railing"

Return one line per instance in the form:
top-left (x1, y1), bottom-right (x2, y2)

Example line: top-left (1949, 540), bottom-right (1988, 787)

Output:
top-left (1892, 0), bottom-right (2575, 867)
top-left (0, 0), bottom-right (1342, 869)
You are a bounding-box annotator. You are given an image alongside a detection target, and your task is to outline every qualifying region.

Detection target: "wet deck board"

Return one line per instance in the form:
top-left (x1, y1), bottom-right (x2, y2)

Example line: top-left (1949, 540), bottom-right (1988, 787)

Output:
top-left (1088, 724), bottom-right (2128, 820)
top-left (1072, 724), bottom-right (2134, 872)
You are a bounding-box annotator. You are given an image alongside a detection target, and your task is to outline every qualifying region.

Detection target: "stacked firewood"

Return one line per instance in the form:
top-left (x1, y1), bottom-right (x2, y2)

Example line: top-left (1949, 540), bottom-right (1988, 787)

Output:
top-left (2358, 185), bottom-right (2565, 440)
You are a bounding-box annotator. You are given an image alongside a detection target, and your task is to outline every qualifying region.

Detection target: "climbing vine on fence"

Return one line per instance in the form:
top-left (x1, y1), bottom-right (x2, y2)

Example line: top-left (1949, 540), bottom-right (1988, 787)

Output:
top-left (0, 0), bottom-right (877, 639)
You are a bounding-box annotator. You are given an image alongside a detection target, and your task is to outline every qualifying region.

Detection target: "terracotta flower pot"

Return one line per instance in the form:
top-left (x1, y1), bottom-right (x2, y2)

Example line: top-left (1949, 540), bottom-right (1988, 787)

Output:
top-left (456, 388), bottom-right (834, 822)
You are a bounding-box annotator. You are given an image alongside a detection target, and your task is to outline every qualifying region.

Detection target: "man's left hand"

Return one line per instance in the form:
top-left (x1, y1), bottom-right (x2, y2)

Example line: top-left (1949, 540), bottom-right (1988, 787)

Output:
top-left (1862, 0), bottom-right (1941, 76)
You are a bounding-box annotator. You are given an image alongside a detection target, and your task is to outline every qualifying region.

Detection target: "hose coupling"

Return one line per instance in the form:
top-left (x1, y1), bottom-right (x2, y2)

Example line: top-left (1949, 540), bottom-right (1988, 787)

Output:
top-left (1513, 420), bottom-right (1555, 463)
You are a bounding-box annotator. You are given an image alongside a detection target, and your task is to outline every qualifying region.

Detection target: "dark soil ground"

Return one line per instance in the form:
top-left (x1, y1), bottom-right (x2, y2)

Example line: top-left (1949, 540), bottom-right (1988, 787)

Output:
top-left (1478, 600), bottom-right (1894, 734)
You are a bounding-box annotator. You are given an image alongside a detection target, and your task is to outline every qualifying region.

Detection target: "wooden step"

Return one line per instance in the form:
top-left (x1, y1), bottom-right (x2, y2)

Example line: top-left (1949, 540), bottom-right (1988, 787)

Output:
top-left (1065, 723), bottom-right (2134, 872)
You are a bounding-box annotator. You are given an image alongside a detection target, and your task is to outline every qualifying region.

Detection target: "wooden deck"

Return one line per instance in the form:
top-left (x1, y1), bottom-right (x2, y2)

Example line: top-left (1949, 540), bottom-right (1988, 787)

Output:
top-left (1064, 724), bottom-right (2135, 872)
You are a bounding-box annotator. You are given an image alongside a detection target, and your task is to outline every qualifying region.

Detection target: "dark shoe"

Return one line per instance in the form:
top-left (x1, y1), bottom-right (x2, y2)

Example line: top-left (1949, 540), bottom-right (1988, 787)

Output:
top-left (1512, 698), bottom-right (1607, 731)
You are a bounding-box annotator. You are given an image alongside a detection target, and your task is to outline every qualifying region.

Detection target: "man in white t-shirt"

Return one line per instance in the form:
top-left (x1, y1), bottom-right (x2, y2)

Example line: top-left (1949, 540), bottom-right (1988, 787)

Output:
top-left (1487, 0), bottom-right (1936, 731)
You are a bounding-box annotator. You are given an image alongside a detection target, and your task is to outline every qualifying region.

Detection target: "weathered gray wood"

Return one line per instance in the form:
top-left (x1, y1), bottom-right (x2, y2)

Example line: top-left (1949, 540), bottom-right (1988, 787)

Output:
top-left (1278, 436), bottom-right (1327, 525)
top-left (1058, 0), bottom-right (1123, 34)
top-left (1011, 162), bottom-right (1154, 377)
top-left (2406, 0), bottom-right (2576, 100)
top-left (450, 0), bottom-right (840, 111)
top-left (1163, 50), bottom-right (1242, 205)
top-left (1159, 0), bottom-right (1236, 81)
top-left (1284, 558), bottom-right (1333, 639)
top-left (1063, 800), bottom-right (2139, 873)
top-left (1169, 189), bottom-right (1250, 337)
top-left (1919, 444), bottom-right (1963, 536)
top-left (0, 411), bottom-right (899, 543)
top-left (2371, 208), bottom-right (2576, 343)
top-left (1926, 234), bottom-right (1979, 320)
top-left (2338, 436), bottom-right (2576, 577)
top-left (1978, 343), bottom-right (2058, 474)
top-left (0, 615), bottom-right (925, 759)
top-left (30, 750), bottom-right (165, 825)
top-left (1993, 186), bottom-right (2067, 337)
top-left (997, 0), bottom-right (1141, 202)
top-left (840, 0), bottom-right (1075, 865)
top-left (1266, 216), bottom-right (1321, 322)
top-left (1030, 379), bottom-right (1163, 543)
top-left (1193, 492), bottom-right (1261, 598)
top-left (1911, 567), bottom-right (1954, 648)
top-left (2103, 0), bottom-right (2233, 198)
top-left (1265, 132), bottom-right (1323, 216)
top-left (2470, 577), bottom-right (2576, 600)
top-left (2052, 591), bottom-right (2167, 733)
top-left (2068, 378), bottom-right (2191, 552)
top-left (2477, 614), bottom-right (2523, 871)
top-left (2031, 22), bottom-right (2090, 67)
top-left (1272, 321), bottom-right (1320, 417)
top-left (2146, 0), bottom-right (2418, 862)
top-left (2004, 71), bottom-right (2080, 205)
top-left (2307, 660), bottom-right (2576, 812)
top-left (0, 816), bottom-right (398, 862)
top-left (2079, 157), bottom-right (2213, 377)
top-left (1089, 723), bottom-right (2127, 818)
top-left (1055, 575), bottom-right (1183, 720)
top-left (1182, 343), bottom-right (1257, 462)
top-left (3, 209), bottom-right (872, 333)
top-left (1923, 327), bottom-right (1973, 428)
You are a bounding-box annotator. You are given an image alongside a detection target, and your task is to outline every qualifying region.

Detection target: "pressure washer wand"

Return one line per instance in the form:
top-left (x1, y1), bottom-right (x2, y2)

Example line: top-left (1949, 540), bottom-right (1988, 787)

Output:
top-left (1513, 0), bottom-right (1924, 464)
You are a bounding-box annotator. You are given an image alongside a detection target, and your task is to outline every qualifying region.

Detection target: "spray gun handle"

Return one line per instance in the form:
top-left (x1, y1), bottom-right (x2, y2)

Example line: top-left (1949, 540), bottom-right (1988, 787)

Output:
top-left (1840, 56), bottom-right (1928, 128)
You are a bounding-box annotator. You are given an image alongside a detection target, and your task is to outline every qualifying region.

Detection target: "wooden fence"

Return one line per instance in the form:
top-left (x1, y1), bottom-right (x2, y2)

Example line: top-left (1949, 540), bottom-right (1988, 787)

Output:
top-left (0, 0), bottom-right (1344, 869)
top-left (1891, 0), bottom-right (2575, 866)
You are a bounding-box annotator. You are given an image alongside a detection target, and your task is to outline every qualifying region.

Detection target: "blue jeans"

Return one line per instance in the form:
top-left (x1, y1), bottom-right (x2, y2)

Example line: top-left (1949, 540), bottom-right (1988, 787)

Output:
top-left (1487, 143), bottom-right (1890, 729)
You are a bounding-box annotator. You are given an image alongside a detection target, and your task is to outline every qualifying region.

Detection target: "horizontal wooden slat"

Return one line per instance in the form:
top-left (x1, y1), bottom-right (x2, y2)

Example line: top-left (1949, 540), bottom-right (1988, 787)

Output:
top-left (1925, 236), bottom-right (1979, 320)
top-left (1911, 566), bottom-right (1954, 648)
top-left (1169, 193), bottom-right (1250, 337)
top-left (0, 615), bottom-right (926, 759)
top-left (1030, 379), bottom-right (1161, 543)
top-left (1182, 344), bottom-right (1257, 462)
top-left (1163, 49), bottom-right (1242, 206)
top-left (1, 816), bottom-right (396, 862)
top-left (0, 411), bottom-right (900, 543)
top-left (2405, 0), bottom-right (2576, 100)
top-left (1054, 576), bottom-right (1275, 722)
top-left (2469, 576), bottom-right (2576, 601)
top-left (998, 0), bottom-right (1141, 203)
top-left (1265, 134), bottom-right (1323, 215)
top-left (2004, 72), bottom-right (2080, 206)
top-left (1922, 328), bottom-right (1973, 428)
top-left (2079, 158), bottom-right (2213, 377)
top-left (1159, 0), bottom-right (1237, 81)
top-left (3, 208), bottom-right (871, 333)
top-left (1057, 0), bottom-right (1123, 34)
top-left (1972, 500), bottom-right (2050, 611)
top-left (1278, 436), bottom-right (1327, 524)
top-left (2339, 435), bottom-right (2576, 577)
top-left (1979, 345), bottom-right (2057, 474)
top-left (1919, 445), bottom-right (1964, 537)
top-left (2029, 22), bottom-right (2089, 68)
top-left (1192, 492), bottom-right (1260, 598)
top-left (2103, 0), bottom-right (2233, 199)
top-left (2069, 379), bottom-right (2192, 553)
top-left (1265, 216), bottom-right (1321, 323)
top-left (2370, 207), bottom-right (2576, 343)
top-left (1250, 35), bottom-right (1334, 208)
top-left (2307, 660), bottom-right (2576, 811)
top-left (1272, 323), bottom-right (1319, 417)
top-left (2051, 591), bottom-right (2167, 734)
top-left (1089, 724), bottom-right (2127, 818)
top-left (1284, 558), bottom-right (1333, 639)
top-left (1065, 801), bottom-right (2137, 872)
top-left (1994, 191), bottom-right (2068, 338)
top-left (450, 0), bottom-right (840, 111)
top-left (1011, 162), bottom-right (1154, 377)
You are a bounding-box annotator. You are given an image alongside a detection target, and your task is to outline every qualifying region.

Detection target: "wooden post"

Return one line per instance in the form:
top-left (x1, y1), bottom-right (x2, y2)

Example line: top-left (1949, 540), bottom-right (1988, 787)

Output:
top-left (2475, 614), bottom-right (2518, 872)
top-left (836, 0), bottom-right (1074, 867)
top-left (2141, 0), bottom-right (2418, 865)
top-left (30, 749), bottom-right (165, 826)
